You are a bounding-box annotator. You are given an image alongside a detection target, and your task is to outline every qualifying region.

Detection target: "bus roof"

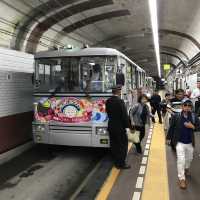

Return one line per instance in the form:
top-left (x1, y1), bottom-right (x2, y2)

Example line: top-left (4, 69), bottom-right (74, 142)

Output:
top-left (34, 47), bottom-right (145, 72)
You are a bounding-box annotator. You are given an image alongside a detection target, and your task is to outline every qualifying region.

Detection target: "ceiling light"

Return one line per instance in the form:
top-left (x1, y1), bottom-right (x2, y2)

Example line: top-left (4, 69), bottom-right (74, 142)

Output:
top-left (148, 0), bottom-right (161, 77)
top-left (124, 33), bottom-right (145, 38)
top-left (138, 59), bottom-right (148, 63)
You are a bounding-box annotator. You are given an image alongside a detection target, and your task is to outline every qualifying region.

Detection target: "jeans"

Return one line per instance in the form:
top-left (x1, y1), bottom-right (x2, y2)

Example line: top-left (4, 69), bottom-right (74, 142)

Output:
top-left (135, 126), bottom-right (145, 153)
top-left (176, 142), bottom-right (194, 180)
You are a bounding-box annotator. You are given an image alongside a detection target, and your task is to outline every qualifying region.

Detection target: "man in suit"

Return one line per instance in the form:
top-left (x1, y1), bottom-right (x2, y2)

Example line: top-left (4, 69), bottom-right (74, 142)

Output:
top-left (106, 85), bottom-right (131, 169)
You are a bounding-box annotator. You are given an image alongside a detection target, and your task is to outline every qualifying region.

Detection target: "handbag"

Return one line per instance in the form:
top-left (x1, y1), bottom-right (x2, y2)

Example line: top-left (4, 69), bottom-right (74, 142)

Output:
top-left (127, 129), bottom-right (140, 143)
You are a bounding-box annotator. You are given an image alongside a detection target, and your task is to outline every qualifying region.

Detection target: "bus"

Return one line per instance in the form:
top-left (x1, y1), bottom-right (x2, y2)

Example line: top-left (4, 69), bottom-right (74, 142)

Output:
top-left (32, 47), bottom-right (146, 147)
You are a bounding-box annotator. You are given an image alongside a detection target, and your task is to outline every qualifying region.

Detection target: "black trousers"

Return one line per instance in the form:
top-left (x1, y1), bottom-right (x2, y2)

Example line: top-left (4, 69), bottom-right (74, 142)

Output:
top-left (134, 126), bottom-right (145, 153)
top-left (152, 107), bottom-right (162, 123)
top-left (109, 131), bottom-right (128, 167)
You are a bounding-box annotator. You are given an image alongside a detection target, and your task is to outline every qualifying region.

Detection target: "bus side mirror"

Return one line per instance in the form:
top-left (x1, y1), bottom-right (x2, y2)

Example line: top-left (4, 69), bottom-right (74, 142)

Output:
top-left (116, 73), bottom-right (125, 86)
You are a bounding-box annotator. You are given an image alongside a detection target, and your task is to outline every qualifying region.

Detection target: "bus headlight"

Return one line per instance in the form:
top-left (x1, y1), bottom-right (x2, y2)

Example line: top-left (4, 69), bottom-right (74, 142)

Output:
top-left (96, 127), bottom-right (108, 135)
top-left (36, 135), bottom-right (42, 141)
top-left (33, 125), bottom-right (45, 132)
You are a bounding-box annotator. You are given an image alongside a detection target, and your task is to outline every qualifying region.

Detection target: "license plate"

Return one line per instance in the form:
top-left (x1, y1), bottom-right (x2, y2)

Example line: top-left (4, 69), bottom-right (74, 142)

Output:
top-left (100, 139), bottom-right (108, 144)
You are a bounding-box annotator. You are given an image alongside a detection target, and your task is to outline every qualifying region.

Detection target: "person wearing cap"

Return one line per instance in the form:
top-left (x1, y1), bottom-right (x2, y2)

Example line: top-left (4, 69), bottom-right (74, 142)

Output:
top-left (166, 98), bottom-right (200, 189)
top-left (190, 81), bottom-right (200, 99)
top-left (106, 85), bottom-right (131, 169)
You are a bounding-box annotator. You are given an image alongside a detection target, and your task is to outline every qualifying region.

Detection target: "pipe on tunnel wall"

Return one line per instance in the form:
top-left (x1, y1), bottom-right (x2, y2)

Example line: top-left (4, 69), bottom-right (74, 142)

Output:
top-left (16, 0), bottom-right (114, 53)
top-left (188, 52), bottom-right (200, 66)
top-left (12, 0), bottom-right (80, 50)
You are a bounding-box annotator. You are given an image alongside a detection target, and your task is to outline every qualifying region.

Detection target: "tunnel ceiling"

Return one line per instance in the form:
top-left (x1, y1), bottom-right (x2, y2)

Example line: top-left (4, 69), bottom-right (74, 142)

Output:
top-left (0, 0), bottom-right (200, 77)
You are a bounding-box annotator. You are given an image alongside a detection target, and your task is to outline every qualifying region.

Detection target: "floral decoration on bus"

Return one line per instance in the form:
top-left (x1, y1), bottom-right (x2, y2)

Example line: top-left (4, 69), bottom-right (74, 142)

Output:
top-left (34, 97), bottom-right (108, 123)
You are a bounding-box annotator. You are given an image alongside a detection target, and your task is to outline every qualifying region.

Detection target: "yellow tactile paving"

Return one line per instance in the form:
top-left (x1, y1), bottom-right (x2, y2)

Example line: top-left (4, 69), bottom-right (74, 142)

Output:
top-left (95, 143), bottom-right (132, 200)
top-left (142, 123), bottom-right (169, 200)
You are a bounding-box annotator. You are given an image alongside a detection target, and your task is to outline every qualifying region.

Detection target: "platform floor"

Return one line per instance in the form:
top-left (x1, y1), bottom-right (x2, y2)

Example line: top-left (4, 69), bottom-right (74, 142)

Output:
top-left (96, 121), bottom-right (200, 200)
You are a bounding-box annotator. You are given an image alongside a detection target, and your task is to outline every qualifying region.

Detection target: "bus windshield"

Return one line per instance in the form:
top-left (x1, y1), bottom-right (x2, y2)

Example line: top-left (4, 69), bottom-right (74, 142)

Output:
top-left (34, 56), bottom-right (117, 93)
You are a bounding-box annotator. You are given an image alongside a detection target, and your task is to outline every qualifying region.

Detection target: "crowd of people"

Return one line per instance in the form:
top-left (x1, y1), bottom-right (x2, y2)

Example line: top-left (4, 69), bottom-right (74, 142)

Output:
top-left (105, 82), bottom-right (200, 190)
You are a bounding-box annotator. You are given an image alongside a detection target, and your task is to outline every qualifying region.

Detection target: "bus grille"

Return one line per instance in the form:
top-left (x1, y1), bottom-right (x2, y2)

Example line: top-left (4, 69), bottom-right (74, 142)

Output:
top-left (49, 125), bottom-right (92, 134)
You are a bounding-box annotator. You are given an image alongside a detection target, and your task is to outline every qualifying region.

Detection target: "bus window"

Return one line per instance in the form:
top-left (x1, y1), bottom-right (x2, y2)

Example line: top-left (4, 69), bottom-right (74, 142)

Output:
top-left (36, 63), bottom-right (51, 90)
top-left (35, 56), bottom-right (118, 93)
top-left (105, 57), bottom-right (116, 92)
top-left (105, 65), bottom-right (115, 91)
top-left (38, 64), bottom-right (50, 82)
top-left (131, 65), bottom-right (136, 89)
top-left (142, 72), bottom-right (144, 87)
top-left (126, 62), bottom-right (132, 90)
top-left (139, 72), bottom-right (142, 87)
top-left (116, 72), bottom-right (125, 86)
top-left (136, 71), bottom-right (140, 88)
top-left (80, 57), bottom-right (105, 92)
top-left (62, 58), bottom-right (79, 91)
top-left (35, 58), bottom-right (79, 92)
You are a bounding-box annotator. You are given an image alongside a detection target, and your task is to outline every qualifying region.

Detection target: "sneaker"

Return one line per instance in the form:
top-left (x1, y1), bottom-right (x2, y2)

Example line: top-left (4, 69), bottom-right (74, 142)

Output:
top-left (185, 169), bottom-right (191, 177)
top-left (178, 179), bottom-right (187, 189)
top-left (115, 164), bottom-right (131, 170)
top-left (120, 164), bottom-right (131, 169)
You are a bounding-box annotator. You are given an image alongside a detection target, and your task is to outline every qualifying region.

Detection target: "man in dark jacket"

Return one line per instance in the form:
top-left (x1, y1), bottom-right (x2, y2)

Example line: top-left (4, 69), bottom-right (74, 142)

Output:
top-left (170, 89), bottom-right (184, 103)
top-left (150, 90), bottom-right (162, 123)
top-left (166, 98), bottom-right (200, 189)
top-left (106, 85), bottom-right (131, 169)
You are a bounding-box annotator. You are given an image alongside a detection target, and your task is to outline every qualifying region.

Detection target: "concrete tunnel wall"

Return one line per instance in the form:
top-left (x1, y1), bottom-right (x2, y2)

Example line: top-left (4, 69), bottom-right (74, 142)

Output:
top-left (0, 47), bottom-right (34, 153)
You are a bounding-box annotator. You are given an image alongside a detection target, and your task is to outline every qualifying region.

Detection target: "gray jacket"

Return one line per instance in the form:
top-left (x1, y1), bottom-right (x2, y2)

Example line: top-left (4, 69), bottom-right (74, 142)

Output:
top-left (130, 103), bottom-right (150, 127)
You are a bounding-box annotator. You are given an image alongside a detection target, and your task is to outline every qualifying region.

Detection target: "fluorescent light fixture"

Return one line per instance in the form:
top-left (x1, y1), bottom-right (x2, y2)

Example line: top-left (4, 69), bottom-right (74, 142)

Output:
top-left (89, 62), bottom-right (95, 66)
top-left (138, 59), bottom-right (148, 63)
top-left (124, 33), bottom-right (145, 38)
top-left (148, 0), bottom-right (161, 77)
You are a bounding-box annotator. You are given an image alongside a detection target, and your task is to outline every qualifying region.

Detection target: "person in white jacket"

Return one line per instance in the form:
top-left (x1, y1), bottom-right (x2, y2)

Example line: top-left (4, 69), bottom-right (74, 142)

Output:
top-left (190, 81), bottom-right (200, 99)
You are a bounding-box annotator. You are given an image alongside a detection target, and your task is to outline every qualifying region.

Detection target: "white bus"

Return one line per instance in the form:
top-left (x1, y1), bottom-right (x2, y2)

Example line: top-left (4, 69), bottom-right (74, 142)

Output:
top-left (32, 47), bottom-right (146, 147)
